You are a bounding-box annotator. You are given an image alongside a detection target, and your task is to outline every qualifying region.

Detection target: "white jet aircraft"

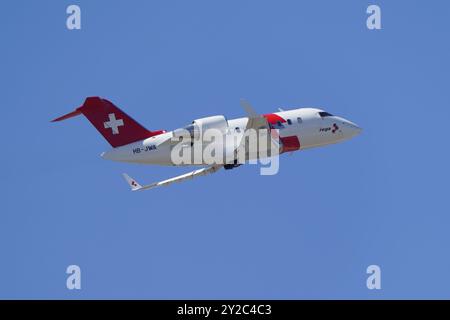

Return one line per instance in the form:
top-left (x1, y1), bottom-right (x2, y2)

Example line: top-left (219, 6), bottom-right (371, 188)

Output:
top-left (52, 97), bottom-right (361, 190)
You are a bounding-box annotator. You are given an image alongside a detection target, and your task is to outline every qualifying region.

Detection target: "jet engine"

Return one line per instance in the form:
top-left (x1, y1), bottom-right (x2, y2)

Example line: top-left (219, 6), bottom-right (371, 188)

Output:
top-left (172, 115), bottom-right (228, 140)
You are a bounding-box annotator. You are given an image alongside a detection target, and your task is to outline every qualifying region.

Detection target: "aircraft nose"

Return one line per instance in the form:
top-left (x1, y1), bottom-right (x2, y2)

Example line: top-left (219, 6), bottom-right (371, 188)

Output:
top-left (342, 120), bottom-right (362, 137)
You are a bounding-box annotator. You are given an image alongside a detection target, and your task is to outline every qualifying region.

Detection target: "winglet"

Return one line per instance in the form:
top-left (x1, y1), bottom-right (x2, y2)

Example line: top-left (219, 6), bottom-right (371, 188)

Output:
top-left (122, 173), bottom-right (143, 191)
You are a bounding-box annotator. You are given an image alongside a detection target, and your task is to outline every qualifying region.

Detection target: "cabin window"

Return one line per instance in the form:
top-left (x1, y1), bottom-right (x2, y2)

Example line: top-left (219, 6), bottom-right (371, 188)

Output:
top-left (235, 127), bottom-right (241, 133)
top-left (287, 119), bottom-right (292, 125)
top-left (297, 117), bottom-right (302, 123)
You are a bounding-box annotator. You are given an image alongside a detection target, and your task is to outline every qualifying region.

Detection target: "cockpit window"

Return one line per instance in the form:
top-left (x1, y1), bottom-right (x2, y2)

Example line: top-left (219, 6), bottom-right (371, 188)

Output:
top-left (318, 111), bottom-right (333, 118)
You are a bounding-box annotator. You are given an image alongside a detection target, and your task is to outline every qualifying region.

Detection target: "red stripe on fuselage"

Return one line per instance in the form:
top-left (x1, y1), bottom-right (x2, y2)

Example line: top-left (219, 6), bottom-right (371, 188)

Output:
top-left (263, 113), bottom-right (286, 124)
top-left (263, 113), bottom-right (301, 152)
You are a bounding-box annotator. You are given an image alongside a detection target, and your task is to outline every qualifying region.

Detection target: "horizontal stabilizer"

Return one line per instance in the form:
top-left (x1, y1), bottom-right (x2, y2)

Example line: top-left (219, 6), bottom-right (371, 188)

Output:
top-left (51, 109), bottom-right (82, 122)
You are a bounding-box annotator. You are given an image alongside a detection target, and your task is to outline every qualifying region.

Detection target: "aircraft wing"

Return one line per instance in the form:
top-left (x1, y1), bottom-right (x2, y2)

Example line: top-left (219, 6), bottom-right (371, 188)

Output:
top-left (233, 99), bottom-right (280, 159)
top-left (122, 165), bottom-right (222, 191)
top-left (240, 99), bottom-right (269, 131)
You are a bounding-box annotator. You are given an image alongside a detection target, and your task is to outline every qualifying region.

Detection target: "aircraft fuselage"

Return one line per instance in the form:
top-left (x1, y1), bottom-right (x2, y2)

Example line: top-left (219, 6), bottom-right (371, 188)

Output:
top-left (101, 107), bottom-right (361, 165)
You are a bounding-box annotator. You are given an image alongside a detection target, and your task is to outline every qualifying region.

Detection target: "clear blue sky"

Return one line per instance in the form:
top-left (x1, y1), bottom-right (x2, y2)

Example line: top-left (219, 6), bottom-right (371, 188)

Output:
top-left (1, 0), bottom-right (449, 299)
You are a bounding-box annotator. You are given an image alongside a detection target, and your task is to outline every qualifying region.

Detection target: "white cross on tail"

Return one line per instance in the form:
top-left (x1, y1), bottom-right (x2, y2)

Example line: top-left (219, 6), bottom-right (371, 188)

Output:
top-left (104, 113), bottom-right (124, 134)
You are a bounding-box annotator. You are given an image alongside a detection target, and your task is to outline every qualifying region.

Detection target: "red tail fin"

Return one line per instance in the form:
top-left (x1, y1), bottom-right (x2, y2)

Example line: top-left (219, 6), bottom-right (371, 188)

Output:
top-left (52, 97), bottom-right (165, 147)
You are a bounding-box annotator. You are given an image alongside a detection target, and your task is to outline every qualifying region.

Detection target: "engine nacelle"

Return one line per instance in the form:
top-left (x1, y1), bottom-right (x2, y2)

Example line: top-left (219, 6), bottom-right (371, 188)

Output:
top-left (172, 115), bottom-right (228, 140)
top-left (192, 115), bottom-right (228, 133)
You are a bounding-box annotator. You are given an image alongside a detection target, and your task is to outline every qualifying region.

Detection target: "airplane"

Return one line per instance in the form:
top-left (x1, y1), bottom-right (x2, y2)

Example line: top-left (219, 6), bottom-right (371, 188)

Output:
top-left (51, 97), bottom-right (361, 191)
